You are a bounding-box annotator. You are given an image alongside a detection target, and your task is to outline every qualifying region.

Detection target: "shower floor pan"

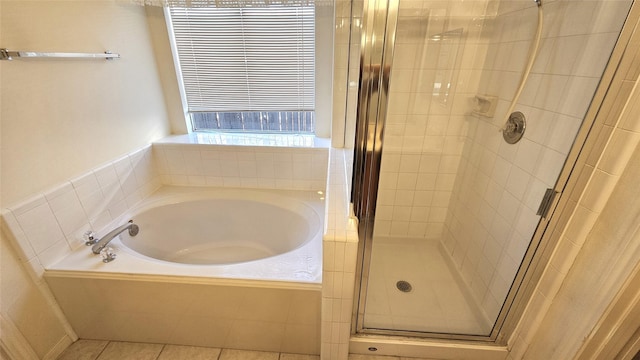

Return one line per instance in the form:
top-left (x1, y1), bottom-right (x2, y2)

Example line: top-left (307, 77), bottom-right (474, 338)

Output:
top-left (363, 238), bottom-right (492, 335)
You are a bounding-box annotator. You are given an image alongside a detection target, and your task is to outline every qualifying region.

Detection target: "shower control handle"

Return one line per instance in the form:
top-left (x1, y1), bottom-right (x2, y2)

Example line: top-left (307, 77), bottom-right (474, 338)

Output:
top-left (502, 111), bottom-right (526, 144)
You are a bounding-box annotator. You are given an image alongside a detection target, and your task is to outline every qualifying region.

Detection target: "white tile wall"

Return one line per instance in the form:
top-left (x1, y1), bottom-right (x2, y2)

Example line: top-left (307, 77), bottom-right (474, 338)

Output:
top-left (321, 149), bottom-right (359, 360)
top-left (1, 145), bottom-right (160, 273)
top-left (154, 142), bottom-right (329, 192)
top-left (373, 0), bottom-right (490, 241)
top-left (442, 0), bottom-right (630, 322)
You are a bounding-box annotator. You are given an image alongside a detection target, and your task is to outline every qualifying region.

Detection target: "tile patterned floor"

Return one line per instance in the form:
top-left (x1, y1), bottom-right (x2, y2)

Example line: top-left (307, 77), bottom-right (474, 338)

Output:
top-left (56, 340), bottom-right (440, 360)
top-left (56, 341), bottom-right (320, 360)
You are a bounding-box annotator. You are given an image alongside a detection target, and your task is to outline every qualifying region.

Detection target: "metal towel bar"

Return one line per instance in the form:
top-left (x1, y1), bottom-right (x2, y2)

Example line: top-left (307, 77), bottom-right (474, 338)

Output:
top-left (0, 48), bottom-right (120, 61)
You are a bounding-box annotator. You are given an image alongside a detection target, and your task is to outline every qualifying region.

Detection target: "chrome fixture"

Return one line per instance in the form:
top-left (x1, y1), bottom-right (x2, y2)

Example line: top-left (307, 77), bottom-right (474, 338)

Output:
top-left (91, 220), bottom-right (139, 254)
top-left (502, 111), bottom-right (527, 144)
top-left (535, 0), bottom-right (542, 7)
top-left (100, 247), bottom-right (117, 263)
top-left (0, 48), bottom-right (120, 61)
top-left (84, 230), bottom-right (97, 246)
top-left (537, 188), bottom-right (559, 218)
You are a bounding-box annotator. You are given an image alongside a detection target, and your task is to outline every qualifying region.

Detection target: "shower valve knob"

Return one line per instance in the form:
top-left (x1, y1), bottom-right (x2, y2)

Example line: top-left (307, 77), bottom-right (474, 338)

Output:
top-left (502, 111), bottom-right (526, 144)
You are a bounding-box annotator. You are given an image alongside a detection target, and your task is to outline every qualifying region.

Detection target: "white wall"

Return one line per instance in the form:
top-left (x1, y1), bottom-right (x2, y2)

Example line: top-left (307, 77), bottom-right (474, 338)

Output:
top-left (316, 3), bottom-right (335, 139)
top-left (145, 6), bottom-right (188, 135)
top-left (0, 1), bottom-right (170, 357)
top-left (1, 230), bottom-right (69, 359)
top-left (523, 134), bottom-right (640, 358)
top-left (0, 1), bottom-right (170, 207)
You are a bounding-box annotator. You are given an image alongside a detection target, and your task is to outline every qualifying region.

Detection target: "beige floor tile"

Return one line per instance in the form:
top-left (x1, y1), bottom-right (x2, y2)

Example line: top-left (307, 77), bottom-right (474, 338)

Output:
top-left (96, 342), bottom-right (163, 360)
top-left (219, 349), bottom-right (279, 360)
top-left (157, 345), bottom-right (221, 359)
top-left (349, 355), bottom-right (399, 360)
top-left (280, 354), bottom-right (320, 360)
top-left (57, 339), bottom-right (108, 360)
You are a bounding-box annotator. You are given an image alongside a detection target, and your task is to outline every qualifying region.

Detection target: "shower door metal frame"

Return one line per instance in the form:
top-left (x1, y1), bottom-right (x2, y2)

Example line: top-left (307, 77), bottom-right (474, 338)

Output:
top-left (350, 0), bottom-right (640, 346)
top-left (350, 0), bottom-right (399, 337)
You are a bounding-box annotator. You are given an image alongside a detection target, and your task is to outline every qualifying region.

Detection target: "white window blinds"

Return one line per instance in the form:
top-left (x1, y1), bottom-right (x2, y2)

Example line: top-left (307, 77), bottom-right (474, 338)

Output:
top-left (169, 6), bottom-right (315, 113)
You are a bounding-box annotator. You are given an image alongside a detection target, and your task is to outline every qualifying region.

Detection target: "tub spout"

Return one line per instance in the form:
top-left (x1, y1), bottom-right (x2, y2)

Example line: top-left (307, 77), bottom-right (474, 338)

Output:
top-left (92, 220), bottom-right (139, 254)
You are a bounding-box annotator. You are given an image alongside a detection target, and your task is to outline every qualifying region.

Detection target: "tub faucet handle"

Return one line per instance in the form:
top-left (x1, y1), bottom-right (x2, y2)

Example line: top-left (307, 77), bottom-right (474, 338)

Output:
top-left (100, 247), bottom-right (117, 263)
top-left (84, 231), bottom-right (98, 246)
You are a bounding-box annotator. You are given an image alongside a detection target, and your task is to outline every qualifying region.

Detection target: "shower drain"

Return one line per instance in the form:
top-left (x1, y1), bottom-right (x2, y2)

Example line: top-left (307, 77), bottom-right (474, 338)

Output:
top-left (396, 280), bottom-right (412, 293)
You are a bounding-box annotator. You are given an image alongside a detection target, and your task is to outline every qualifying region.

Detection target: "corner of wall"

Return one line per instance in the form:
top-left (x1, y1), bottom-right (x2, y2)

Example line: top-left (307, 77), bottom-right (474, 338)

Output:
top-left (144, 5), bottom-right (189, 135)
top-left (321, 148), bottom-right (358, 360)
top-left (0, 143), bottom-right (162, 359)
top-left (0, 227), bottom-right (75, 360)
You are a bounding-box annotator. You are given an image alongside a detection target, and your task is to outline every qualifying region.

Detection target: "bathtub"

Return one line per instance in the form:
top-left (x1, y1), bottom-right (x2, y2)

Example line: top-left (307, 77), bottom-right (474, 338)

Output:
top-left (44, 186), bottom-right (324, 354)
top-left (119, 190), bottom-right (320, 266)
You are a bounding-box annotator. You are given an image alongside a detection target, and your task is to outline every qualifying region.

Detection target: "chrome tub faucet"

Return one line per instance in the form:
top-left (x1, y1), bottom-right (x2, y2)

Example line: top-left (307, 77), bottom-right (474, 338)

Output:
top-left (90, 220), bottom-right (139, 255)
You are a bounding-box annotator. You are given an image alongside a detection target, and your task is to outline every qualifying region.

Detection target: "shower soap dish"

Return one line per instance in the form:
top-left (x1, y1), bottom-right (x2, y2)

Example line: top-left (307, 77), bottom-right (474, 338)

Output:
top-left (473, 95), bottom-right (498, 117)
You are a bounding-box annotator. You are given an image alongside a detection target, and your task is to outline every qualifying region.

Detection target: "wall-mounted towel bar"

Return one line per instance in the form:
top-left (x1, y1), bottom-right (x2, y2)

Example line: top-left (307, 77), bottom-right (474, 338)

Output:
top-left (0, 48), bottom-right (120, 61)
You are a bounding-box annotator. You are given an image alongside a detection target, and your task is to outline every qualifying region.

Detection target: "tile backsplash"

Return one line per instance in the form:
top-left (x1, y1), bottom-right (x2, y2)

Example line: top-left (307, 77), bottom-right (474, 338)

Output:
top-left (153, 142), bottom-right (329, 191)
top-left (2, 145), bottom-right (160, 271)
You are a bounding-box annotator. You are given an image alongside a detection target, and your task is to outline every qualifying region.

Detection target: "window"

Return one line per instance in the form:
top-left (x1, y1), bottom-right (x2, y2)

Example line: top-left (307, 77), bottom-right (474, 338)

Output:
top-left (168, 6), bottom-right (315, 133)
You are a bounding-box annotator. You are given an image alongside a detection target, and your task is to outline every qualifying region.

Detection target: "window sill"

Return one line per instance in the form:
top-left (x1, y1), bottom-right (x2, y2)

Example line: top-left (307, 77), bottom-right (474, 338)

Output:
top-left (155, 132), bottom-right (330, 149)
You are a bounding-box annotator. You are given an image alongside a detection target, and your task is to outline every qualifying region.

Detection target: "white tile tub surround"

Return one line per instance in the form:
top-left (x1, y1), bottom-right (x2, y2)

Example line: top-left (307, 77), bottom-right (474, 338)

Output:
top-left (153, 133), bottom-right (330, 191)
top-left (321, 148), bottom-right (359, 360)
top-left (1, 145), bottom-right (160, 271)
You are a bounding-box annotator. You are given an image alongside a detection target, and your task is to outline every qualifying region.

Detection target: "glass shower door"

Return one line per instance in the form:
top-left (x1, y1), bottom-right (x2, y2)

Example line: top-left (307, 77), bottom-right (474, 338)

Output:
top-left (352, 0), bottom-right (633, 338)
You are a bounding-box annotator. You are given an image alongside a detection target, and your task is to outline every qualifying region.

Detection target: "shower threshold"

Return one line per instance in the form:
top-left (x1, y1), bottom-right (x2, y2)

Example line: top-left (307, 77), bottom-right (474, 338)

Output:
top-left (362, 237), bottom-right (492, 335)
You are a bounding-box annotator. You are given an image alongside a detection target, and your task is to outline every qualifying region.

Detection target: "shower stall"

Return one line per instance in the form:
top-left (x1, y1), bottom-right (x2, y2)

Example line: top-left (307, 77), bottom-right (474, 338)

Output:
top-left (347, 0), bottom-right (634, 341)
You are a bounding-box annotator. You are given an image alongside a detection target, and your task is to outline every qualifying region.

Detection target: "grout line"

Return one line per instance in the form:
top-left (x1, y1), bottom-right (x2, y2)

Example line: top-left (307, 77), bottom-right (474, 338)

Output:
top-left (94, 341), bottom-right (110, 360)
top-left (78, 341), bottom-right (311, 360)
top-left (154, 344), bottom-right (167, 360)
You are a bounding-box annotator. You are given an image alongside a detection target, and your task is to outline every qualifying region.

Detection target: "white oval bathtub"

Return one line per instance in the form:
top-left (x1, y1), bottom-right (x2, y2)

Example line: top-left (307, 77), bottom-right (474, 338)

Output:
top-left (47, 186), bottom-right (324, 285)
top-left (119, 191), bottom-right (320, 265)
